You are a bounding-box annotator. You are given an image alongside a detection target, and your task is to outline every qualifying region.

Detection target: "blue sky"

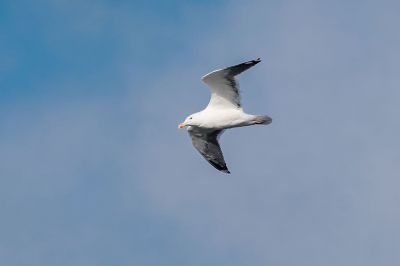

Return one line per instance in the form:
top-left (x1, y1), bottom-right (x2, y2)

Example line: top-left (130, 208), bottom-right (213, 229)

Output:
top-left (1, 0), bottom-right (400, 265)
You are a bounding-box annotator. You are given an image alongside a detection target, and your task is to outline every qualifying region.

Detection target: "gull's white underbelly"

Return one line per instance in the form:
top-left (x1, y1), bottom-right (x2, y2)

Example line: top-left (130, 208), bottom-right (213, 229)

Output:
top-left (199, 108), bottom-right (253, 129)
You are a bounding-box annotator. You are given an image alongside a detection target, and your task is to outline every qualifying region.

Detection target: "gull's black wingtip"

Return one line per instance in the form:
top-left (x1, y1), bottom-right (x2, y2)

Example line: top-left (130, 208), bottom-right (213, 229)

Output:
top-left (246, 58), bottom-right (261, 66)
top-left (217, 166), bottom-right (231, 174)
top-left (218, 166), bottom-right (230, 174)
top-left (208, 160), bottom-right (230, 174)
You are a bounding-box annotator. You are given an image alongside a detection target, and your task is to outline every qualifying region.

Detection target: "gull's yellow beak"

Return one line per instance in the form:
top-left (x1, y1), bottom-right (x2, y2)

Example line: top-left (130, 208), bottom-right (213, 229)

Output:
top-left (178, 123), bottom-right (185, 129)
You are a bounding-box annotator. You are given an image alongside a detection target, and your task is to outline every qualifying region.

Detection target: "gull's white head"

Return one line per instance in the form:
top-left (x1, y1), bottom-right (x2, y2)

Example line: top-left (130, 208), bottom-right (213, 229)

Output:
top-left (178, 113), bottom-right (199, 129)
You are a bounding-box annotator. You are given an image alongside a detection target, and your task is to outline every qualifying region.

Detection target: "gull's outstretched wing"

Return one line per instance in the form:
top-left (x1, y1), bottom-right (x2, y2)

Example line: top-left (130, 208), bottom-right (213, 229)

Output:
top-left (201, 58), bottom-right (261, 109)
top-left (188, 127), bottom-right (229, 173)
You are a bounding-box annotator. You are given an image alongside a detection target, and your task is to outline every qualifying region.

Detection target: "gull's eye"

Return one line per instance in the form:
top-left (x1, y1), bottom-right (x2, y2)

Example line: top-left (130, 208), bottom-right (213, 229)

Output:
top-left (189, 117), bottom-right (193, 120)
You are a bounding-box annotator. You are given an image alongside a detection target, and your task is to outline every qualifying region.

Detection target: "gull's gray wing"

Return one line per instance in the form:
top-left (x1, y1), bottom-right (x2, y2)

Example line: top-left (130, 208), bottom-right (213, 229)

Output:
top-left (188, 127), bottom-right (230, 174)
top-left (201, 58), bottom-right (261, 109)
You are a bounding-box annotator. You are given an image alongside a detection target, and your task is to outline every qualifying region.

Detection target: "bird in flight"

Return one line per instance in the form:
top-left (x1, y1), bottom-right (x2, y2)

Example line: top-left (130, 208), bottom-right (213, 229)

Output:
top-left (179, 58), bottom-right (272, 173)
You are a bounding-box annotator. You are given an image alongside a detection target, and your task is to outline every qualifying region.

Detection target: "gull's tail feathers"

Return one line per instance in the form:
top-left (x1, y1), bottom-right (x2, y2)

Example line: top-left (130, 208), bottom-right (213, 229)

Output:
top-left (253, 115), bottom-right (272, 125)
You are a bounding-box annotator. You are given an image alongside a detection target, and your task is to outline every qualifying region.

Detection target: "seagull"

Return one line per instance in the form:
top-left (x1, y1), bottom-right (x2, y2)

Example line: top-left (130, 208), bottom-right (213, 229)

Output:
top-left (178, 58), bottom-right (272, 173)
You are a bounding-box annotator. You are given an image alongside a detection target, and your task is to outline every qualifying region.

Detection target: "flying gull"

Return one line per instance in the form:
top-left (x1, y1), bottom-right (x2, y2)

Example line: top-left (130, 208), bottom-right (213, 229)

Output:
top-left (178, 58), bottom-right (272, 173)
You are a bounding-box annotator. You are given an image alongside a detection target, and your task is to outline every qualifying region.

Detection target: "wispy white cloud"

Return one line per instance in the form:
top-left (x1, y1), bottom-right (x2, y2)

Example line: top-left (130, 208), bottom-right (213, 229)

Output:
top-left (126, 1), bottom-right (400, 265)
